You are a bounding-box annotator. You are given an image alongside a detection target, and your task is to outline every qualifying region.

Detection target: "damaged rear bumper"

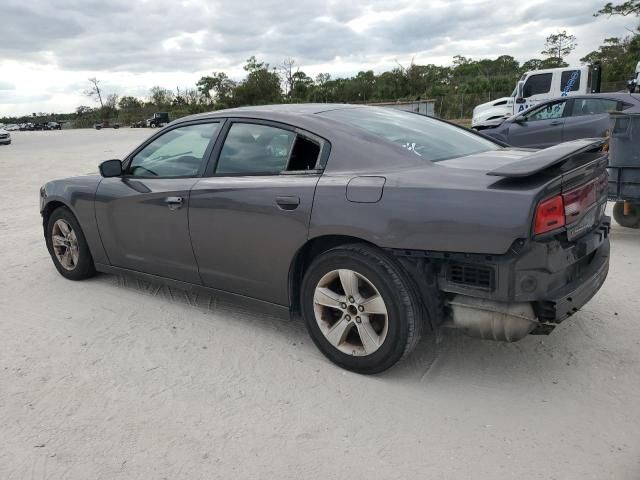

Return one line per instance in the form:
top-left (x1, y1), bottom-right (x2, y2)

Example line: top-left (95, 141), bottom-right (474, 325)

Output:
top-left (393, 217), bottom-right (611, 340)
top-left (532, 235), bottom-right (609, 329)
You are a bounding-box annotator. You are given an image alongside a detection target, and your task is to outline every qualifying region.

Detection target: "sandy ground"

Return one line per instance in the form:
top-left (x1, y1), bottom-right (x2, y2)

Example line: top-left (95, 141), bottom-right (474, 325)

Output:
top-left (0, 129), bottom-right (639, 479)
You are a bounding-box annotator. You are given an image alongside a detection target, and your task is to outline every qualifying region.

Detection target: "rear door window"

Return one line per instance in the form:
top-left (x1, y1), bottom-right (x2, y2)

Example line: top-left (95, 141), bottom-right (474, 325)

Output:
top-left (570, 98), bottom-right (620, 116)
top-left (523, 73), bottom-right (552, 97)
top-left (215, 123), bottom-right (321, 175)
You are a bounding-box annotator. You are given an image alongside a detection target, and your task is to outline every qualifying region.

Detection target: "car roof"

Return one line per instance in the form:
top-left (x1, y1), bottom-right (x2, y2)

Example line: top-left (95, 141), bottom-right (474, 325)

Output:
top-left (176, 103), bottom-right (361, 123)
top-left (545, 92), bottom-right (640, 103)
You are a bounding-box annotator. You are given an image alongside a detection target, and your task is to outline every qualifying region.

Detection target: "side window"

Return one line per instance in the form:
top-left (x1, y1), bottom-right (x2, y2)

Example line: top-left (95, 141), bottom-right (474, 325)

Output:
top-left (216, 123), bottom-right (320, 175)
top-left (523, 73), bottom-right (552, 97)
top-left (525, 100), bottom-right (567, 121)
top-left (570, 98), bottom-right (619, 116)
top-left (560, 70), bottom-right (581, 93)
top-left (128, 123), bottom-right (219, 177)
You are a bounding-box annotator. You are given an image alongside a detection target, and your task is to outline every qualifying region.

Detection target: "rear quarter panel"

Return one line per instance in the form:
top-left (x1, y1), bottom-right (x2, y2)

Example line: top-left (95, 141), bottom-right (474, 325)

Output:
top-left (310, 165), bottom-right (541, 255)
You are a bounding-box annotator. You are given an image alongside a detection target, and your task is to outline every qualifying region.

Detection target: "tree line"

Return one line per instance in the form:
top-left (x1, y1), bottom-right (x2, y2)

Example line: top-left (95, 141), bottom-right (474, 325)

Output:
top-left (2, 1), bottom-right (639, 126)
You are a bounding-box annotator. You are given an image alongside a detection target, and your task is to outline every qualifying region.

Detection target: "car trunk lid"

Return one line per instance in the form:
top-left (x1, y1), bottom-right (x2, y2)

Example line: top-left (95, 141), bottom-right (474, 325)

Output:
top-left (439, 139), bottom-right (608, 241)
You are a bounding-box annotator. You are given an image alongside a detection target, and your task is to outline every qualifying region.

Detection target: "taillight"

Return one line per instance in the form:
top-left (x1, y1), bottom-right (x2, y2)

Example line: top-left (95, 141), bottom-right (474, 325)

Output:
top-left (563, 180), bottom-right (596, 225)
top-left (534, 195), bottom-right (565, 235)
top-left (533, 172), bottom-right (607, 236)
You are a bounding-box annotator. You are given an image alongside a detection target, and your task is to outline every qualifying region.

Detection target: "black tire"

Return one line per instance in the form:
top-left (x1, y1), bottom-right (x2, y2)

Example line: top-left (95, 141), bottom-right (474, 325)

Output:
top-left (95, 126), bottom-right (101, 130)
top-left (114, 125), bottom-right (120, 129)
top-left (45, 207), bottom-right (96, 280)
top-left (612, 201), bottom-right (640, 229)
top-left (301, 244), bottom-right (423, 374)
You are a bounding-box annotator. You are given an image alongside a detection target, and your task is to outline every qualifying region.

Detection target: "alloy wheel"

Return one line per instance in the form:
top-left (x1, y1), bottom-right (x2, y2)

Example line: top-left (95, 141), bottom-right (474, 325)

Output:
top-left (313, 269), bottom-right (389, 356)
top-left (51, 219), bottom-right (79, 271)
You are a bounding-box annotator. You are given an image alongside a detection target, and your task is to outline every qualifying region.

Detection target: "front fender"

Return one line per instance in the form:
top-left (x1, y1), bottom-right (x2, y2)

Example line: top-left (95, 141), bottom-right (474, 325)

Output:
top-left (40, 175), bottom-right (109, 265)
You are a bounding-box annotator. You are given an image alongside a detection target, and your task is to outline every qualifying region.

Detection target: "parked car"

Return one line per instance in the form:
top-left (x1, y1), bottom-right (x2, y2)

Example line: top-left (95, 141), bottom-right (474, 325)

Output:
top-left (0, 128), bottom-right (11, 145)
top-left (4, 124), bottom-right (20, 131)
top-left (94, 121), bottom-right (120, 130)
top-left (45, 122), bottom-right (62, 130)
top-left (482, 93), bottom-right (640, 149)
top-left (40, 105), bottom-right (610, 373)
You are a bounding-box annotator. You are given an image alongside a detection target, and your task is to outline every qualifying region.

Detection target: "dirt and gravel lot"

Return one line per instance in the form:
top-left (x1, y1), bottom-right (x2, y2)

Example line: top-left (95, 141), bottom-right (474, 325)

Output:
top-left (1, 128), bottom-right (639, 479)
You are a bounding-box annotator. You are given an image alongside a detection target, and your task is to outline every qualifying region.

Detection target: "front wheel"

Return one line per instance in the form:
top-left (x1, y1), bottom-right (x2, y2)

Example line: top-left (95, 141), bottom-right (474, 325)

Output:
top-left (45, 207), bottom-right (96, 280)
top-left (613, 201), bottom-right (640, 228)
top-left (301, 244), bottom-right (423, 374)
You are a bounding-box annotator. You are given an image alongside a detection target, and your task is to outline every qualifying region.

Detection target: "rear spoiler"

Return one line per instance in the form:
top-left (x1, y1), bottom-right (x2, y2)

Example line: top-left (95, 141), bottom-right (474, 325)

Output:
top-left (487, 139), bottom-right (606, 178)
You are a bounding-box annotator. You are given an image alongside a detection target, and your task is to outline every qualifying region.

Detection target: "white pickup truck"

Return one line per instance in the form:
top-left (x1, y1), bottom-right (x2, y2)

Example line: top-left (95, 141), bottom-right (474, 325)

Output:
top-left (472, 64), bottom-right (602, 129)
top-left (628, 61), bottom-right (640, 93)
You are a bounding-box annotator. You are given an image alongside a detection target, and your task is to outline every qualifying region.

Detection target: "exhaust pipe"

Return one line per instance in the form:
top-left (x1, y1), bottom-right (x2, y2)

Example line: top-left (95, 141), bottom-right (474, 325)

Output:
top-left (448, 295), bottom-right (539, 342)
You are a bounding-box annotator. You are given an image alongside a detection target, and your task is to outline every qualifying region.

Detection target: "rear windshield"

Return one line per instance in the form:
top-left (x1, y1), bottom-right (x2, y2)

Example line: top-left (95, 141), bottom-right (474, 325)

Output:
top-left (320, 107), bottom-right (501, 162)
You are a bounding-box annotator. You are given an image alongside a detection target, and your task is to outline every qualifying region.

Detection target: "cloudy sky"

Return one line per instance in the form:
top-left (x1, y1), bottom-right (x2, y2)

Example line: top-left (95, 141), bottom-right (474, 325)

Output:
top-left (0, 0), bottom-right (635, 116)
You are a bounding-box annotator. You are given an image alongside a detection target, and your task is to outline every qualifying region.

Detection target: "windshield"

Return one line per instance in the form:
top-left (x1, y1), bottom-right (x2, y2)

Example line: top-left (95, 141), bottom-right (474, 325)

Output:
top-left (321, 107), bottom-right (500, 162)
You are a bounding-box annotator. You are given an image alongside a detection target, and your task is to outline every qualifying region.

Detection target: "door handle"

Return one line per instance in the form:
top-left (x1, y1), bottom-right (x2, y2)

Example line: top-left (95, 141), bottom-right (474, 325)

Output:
top-left (275, 196), bottom-right (300, 210)
top-left (165, 196), bottom-right (184, 210)
top-left (550, 120), bottom-right (563, 126)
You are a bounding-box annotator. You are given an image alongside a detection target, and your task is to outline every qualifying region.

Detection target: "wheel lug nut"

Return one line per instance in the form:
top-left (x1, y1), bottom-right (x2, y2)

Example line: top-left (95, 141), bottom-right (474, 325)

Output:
top-left (348, 296), bottom-right (354, 303)
top-left (345, 315), bottom-right (351, 321)
top-left (341, 303), bottom-right (347, 309)
top-left (355, 316), bottom-right (361, 324)
top-left (358, 305), bottom-right (364, 312)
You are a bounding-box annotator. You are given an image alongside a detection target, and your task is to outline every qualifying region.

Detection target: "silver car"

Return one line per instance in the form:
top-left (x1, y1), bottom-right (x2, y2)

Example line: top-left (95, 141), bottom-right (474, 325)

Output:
top-left (0, 128), bottom-right (11, 145)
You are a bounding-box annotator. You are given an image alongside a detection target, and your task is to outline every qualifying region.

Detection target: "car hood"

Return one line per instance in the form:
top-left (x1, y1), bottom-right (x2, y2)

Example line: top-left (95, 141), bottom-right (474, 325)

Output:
top-left (0, 128), bottom-right (8, 134)
top-left (473, 96), bottom-right (511, 113)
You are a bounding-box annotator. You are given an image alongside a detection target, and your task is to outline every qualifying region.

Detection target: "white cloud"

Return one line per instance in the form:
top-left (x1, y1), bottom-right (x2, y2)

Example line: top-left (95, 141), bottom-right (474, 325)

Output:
top-left (0, 0), bottom-right (635, 116)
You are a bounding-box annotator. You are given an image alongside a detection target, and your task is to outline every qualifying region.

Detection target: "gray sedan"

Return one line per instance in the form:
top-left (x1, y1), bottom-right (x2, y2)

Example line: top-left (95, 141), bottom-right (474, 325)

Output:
top-left (40, 105), bottom-right (610, 373)
top-left (482, 93), bottom-right (640, 149)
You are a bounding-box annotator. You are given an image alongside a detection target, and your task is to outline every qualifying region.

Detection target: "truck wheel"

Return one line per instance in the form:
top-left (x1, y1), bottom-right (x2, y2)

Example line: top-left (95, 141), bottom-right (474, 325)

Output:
top-left (301, 244), bottom-right (423, 374)
top-left (613, 201), bottom-right (640, 228)
top-left (45, 207), bottom-right (97, 280)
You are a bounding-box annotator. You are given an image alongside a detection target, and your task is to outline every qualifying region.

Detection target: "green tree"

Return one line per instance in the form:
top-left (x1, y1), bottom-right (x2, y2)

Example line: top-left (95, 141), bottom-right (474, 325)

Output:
top-left (148, 86), bottom-right (174, 108)
top-left (541, 31), bottom-right (577, 67)
top-left (232, 56), bottom-right (282, 106)
top-left (290, 71), bottom-right (314, 101)
top-left (196, 72), bottom-right (236, 106)
top-left (595, 0), bottom-right (640, 16)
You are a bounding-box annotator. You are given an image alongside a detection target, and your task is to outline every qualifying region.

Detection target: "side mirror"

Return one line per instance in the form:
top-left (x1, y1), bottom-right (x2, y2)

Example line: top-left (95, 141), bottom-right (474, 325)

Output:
top-left (515, 80), bottom-right (525, 103)
top-left (514, 115), bottom-right (527, 123)
top-left (99, 159), bottom-right (123, 177)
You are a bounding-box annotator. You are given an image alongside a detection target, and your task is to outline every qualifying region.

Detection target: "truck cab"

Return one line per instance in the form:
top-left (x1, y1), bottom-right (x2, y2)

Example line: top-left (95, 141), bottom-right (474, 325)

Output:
top-left (473, 65), bottom-right (600, 129)
top-left (146, 112), bottom-right (170, 128)
top-left (628, 61), bottom-right (640, 93)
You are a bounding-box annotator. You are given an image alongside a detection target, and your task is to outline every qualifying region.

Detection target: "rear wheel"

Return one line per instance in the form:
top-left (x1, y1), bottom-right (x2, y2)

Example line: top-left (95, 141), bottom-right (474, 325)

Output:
top-left (613, 201), bottom-right (640, 228)
top-left (301, 244), bottom-right (423, 374)
top-left (46, 207), bottom-right (96, 280)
